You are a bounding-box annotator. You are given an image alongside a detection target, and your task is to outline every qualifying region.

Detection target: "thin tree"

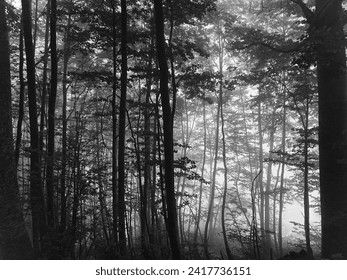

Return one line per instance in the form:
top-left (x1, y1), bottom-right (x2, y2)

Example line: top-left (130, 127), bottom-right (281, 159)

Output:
top-left (290, 69), bottom-right (315, 258)
top-left (221, 88), bottom-right (233, 259)
top-left (110, 0), bottom-right (119, 248)
top-left (278, 90), bottom-right (286, 257)
top-left (118, 0), bottom-right (128, 257)
top-left (46, 0), bottom-right (58, 229)
top-left (15, 21), bottom-right (25, 166)
top-left (60, 9), bottom-right (72, 239)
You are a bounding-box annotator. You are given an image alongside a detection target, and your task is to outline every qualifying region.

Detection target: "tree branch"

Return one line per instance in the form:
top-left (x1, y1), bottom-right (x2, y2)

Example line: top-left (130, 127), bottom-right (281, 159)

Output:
top-left (232, 40), bottom-right (303, 54)
top-left (290, 0), bottom-right (315, 23)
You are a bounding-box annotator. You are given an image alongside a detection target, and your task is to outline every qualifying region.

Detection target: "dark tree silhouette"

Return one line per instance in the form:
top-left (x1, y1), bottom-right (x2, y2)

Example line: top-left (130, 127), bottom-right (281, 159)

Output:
top-left (0, 0), bottom-right (33, 259)
top-left (154, 0), bottom-right (181, 259)
top-left (21, 0), bottom-right (47, 257)
top-left (293, 0), bottom-right (347, 259)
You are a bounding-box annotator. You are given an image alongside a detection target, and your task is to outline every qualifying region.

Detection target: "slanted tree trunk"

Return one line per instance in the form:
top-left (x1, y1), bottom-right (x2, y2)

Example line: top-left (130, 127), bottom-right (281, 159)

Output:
top-left (0, 0), bottom-right (34, 259)
top-left (15, 24), bottom-right (25, 166)
top-left (154, 0), bottom-right (181, 259)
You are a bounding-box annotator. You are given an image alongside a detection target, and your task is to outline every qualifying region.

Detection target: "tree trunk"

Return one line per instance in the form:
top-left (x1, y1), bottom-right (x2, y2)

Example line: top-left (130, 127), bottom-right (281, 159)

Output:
top-left (60, 12), bottom-right (72, 237)
top-left (278, 92), bottom-right (286, 257)
top-left (111, 0), bottom-right (118, 247)
top-left (221, 89), bottom-right (233, 260)
top-left (46, 0), bottom-right (58, 229)
top-left (193, 98), bottom-right (207, 246)
top-left (154, 0), bottom-right (181, 259)
top-left (118, 0), bottom-right (128, 257)
top-left (314, 0), bottom-right (347, 259)
top-left (39, 0), bottom-right (50, 152)
top-left (294, 0), bottom-right (347, 260)
top-left (0, 0), bottom-right (34, 259)
top-left (21, 0), bottom-right (47, 257)
top-left (204, 89), bottom-right (220, 258)
top-left (264, 110), bottom-right (276, 257)
top-left (303, 99), bottom-right (313, 258)
top-left (15, 24), bottom-right (25, 167)
top-left (257, 101), bottom-right (265, 251)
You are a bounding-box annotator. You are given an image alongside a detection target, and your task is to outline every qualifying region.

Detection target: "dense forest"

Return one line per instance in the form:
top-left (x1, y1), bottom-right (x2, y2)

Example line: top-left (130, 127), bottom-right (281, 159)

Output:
top-left (0, 0), bottom-right (346, 260)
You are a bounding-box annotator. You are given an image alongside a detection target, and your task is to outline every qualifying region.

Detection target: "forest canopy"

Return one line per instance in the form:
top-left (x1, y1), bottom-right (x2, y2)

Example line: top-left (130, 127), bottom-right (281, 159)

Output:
top-left (0, 0), bottom-right (346, 260)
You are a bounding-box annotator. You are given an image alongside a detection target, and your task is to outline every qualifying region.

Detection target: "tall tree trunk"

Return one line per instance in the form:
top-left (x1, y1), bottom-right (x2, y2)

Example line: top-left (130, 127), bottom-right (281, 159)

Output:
top-left (118, 0), bottom-right (128, 257)
top-left (278, 92), bottom-right (286, 257)
top-left (69, 116), bottom-right (82, 259)
top-left (303, 99), bottom-right (312, 258)
top-left (21, 0), bottom-right (47, 257)
top-left (46, 0), bottom-right (58, 230)
top-left (221, 89), bottom-right (233, 260)
top-left (314, 0), bottom-right (347, 259)
top-left (143, 38), bottom-right (155, 256)
top-left (257, 101), bottom-right (264, 245)
top-left (204, 91), bottom-right (220, 258)
top-left (111, 0), bottom-right (118, 247)
top-left (291, 77), bottom-right (314, 258)
top-left (60, 12), bottom-right (71, 237)
top-left (293, 0), bottom-right (347, 260)
top-left (0, 0), bottom-right (34, 259)
top-left (264, 110), bottom-right (276, 257)
top-left (39, 0), bottom-right (50, 156)
top-left (153, 0), bottom-right (181, 259)
top-left (15, 25), bottom-right (25, 166)
top-left (193, 98), bottom-right (207, 246)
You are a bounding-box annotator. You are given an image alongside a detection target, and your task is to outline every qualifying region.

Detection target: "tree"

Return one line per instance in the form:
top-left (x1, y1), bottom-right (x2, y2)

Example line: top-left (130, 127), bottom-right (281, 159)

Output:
top-left (154, 0), bottom-right (181, 259)
top-left (46, 0), bottom-right (58, 230)
top-left (293, 0), bottom-right (347, 259)
top-left (21, 0), bottom-right (47, 257)
top-left (118, 0), bottom-right (128, 257)
top-left (0, 0), bottom-right (33, 259)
